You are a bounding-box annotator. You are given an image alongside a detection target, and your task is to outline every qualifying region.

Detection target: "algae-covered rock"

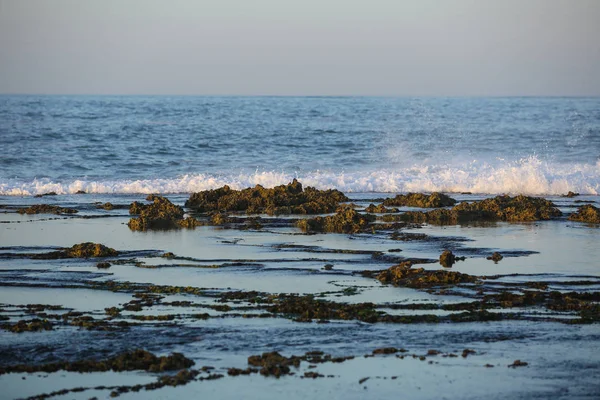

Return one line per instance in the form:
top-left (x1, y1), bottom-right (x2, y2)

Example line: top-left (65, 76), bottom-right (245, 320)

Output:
top-left (568, 204), bottom-right (600, 224)
top-left (247, 351), bottom-right (301, 378)
top-left (66, 242), bottom-right (118, 258)
top-left (487, 252), bottom-right (503, 262)
top-left (365, 204), bottom-right (399, 213)
top-left (439, 250), bottom-right (456, 268)
top-left (128, 196), bottom-right (199, 231)
top-left (32, 242), bottom-right (118, 259)
top-left (185, 179), bottom-right (349, 215)
top-left (401, 195), bottom-right (561, 224)
top-left (383, 192), bottom-right (457, 208)
top-left (17, 204), bottom-right (78, 215)
top-left (0, 349), bottom-right (194, 374)
top-left (297, 206), bottom-right (376, 233)
top-left (377, 262), bottom-right (477, 288)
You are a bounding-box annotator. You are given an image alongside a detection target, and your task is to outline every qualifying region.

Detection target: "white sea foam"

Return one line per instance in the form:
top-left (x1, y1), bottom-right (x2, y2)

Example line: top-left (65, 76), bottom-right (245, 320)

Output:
top-left (1, 157), bottom-right (599, 196)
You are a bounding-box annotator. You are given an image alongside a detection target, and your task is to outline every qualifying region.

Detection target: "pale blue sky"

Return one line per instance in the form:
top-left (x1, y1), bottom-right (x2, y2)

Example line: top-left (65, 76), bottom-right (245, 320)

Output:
top-left (1, 0), bottom-right (599, 95)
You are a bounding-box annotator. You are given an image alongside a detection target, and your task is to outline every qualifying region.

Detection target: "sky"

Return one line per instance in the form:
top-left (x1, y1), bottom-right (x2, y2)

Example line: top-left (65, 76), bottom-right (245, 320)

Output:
top-left (0, 0), bottom-right (599, 96)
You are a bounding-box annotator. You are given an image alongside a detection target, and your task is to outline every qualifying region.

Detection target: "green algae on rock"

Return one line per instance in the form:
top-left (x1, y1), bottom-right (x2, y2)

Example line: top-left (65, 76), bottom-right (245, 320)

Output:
top-left (17, 204), bottom-right (78, 215)
top-left (383, 192), bottom-right (457, 208)
top-left (185, 179), bottom-right (349, 215)
top-left (401, 194), bottom-right (562, 224)
top-left (568, 204), bottom-right (600, 224)
top-left (128, 196), bottom-right (200, 231)
top-left (297, 206), bottom-right (376, 233)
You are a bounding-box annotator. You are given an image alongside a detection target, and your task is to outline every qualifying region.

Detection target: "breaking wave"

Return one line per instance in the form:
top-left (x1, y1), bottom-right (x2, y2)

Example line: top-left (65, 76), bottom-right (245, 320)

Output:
top-left (1, 157), bottom-right (599, 196)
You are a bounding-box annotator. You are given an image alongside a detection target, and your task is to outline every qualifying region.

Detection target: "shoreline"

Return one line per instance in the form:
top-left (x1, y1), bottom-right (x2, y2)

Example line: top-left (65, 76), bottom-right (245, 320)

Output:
top-left (1, 185), bottom-right (599, 398)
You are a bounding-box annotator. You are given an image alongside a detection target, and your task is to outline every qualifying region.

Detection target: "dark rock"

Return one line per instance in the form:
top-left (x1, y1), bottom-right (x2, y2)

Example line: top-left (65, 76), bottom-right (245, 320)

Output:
top-left (96, 262), bottom-right (111, 269)
top-left (508, 359), bottom-right (528, 368)
top-left (564, 191), bottom-right (580, 198)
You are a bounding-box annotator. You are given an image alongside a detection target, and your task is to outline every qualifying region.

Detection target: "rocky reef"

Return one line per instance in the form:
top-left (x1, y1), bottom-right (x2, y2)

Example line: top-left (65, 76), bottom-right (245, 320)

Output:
top-left (568, 204), bottom-right (600, 224)
top-left (185, 179), bottom-right (349, 215)
top-left (31, 242), bottom-right (118, 259)
top-left (297, 206), bottom-right (376, 233)
top-left (400, 195), bottom-right (562, 224)
top-left (17, 204), bottom-right (78, 215)
top-left (382, 192), bottom-right (457, 208)
top-left (0, 349), bottom-right (194, 374)
top-left (376, 262), bottom-right (478, 288)
top-left (128, 195), bottom-right (200, 231)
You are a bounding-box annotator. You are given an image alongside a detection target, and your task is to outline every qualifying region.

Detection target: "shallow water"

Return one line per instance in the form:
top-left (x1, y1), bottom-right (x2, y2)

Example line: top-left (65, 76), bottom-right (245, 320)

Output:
top-left (1, 184), bottom-right (600, 398)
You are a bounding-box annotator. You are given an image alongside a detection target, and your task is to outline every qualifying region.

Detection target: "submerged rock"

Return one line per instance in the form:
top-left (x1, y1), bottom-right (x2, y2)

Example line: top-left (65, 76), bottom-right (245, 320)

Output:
top-left (383, 192), bottom-right (457, 208)
top-left (297, 206), bottom-right (376, 233)
top-left (128, 196), bottom-right (200, 231)
top-left (17, 204), bottom-right (78, 215)
top-left (401, 195), bottom-right (561, 224)
top-left (185, 179), bottom-right (349, 215)
top-left (247, 351), bottom-right (300, 377)
top-left (568, 204), bottom-right (600, 224)
top-left (487, 252), bottom-right (503, 262)
top-left (376, 262), bottom-right (478, 288)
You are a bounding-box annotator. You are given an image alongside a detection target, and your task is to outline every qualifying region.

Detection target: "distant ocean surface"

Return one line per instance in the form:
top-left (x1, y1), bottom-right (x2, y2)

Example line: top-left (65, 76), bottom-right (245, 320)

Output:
top-left (1, 95), bottom-right (599, 196)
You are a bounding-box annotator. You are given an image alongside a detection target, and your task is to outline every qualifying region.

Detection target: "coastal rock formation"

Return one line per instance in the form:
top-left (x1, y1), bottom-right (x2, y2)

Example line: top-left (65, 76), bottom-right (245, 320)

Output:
top-left (439, 250), bottom-right (456, 268)
top-left (17, 204), bottom-right (78, 215)
top-left (31, 242), bottom-right (118, 259)
top-left (383, 192), bottom-right (457, 208)
top-left (297, 205), bottom-right (376, 233)
top-left (568, 204), bottom-right (600, 224)
top-left (487, 252), bottom-right (503, 262)
top-left (365, 204), bottom-right (399, 213)
top-left (185, 179), bottom-right (349, 215)
top-left (401, 195), bottom-right (561, 224)
top-left (128, 196), bottom-right (200, 230)
top-left (0, 349), bottom-right (194, 374)
top-left (376, 262), bottom-right (478, 288)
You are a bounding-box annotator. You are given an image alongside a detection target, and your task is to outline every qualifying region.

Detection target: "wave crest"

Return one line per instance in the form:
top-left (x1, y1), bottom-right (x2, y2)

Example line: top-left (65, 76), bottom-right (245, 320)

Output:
top-left (1, 157), bottom-right (598, 196)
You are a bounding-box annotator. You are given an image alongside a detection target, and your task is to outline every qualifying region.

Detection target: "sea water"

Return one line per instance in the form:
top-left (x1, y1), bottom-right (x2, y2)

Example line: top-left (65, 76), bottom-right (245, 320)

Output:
top-left (1, 95), bottom-right (599, 196)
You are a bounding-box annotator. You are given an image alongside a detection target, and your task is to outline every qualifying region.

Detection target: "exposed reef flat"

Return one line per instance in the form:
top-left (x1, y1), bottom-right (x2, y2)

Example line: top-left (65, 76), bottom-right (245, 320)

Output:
top-left (1, 183), bottom-right (599, 399)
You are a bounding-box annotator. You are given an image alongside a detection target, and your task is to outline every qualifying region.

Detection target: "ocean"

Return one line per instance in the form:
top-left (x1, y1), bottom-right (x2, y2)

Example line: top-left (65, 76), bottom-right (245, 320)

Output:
top-left (1, 95), bottom-right (599, 196)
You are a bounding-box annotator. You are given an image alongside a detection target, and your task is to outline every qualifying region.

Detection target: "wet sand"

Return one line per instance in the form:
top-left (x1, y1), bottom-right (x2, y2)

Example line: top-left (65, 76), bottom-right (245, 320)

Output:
top-left (1, 190), bottom-right (599, 399)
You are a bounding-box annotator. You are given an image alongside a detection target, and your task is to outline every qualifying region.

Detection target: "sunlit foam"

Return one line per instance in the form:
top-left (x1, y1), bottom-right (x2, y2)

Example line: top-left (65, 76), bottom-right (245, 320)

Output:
top-left (1, 156), bottom-right (598, 196)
